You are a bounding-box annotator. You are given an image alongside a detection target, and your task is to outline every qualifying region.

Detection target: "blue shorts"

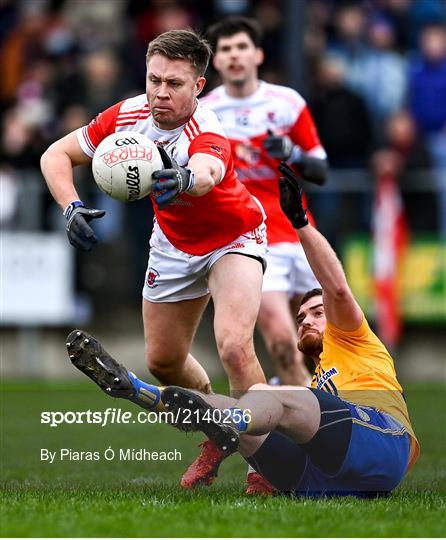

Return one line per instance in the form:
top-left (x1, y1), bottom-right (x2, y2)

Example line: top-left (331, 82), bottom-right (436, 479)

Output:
top-left (247, 389), bottom-right (410, 497)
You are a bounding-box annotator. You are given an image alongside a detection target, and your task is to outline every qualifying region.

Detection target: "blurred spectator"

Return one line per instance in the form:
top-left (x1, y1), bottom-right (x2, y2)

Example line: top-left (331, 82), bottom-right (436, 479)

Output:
top-left (253, 0), bottom-right (283, 72)
top-left (213, 0), bottom-right (251, 16)
top-left (371, 110), bottom-right (436, 232)
top-left (0, 165), bottom-right (19, 228)
top-left (0, 105), bottom-right (49, 231)
top-left (57, 104), bottom-right (90, 136)
top-left (63, 0), bottom-right (127, 52)
top-left (328, 5), bottom-right (407, 137)
top-left (49, 46), bottom-right (131, 238)
top-left (54, 48), bottom-right (130, 116)
top-left (1, 106), bottom-right (45, 170)
top-left (16, 58), bottom-right (54, 127)
top-left (51, 48), bottom-right (130, 242)
top-left (408, 23), bottom-right (446, 166)
top-left (305, 22), bottom-right (327, 83)
top-left (127, 0), bottom-right (198, 89)
top-left (408, 22), bottom-right (446, 237)
top-left (0, 3), bottom-right (48, 102)
top-left (408, 0), bottom-right (446, 47)
top-left (328, 3), bottom-right (370, 88)
top-left (309, 53), bottom-right (373, 247)
top-left (0, 107), bottom-right (35, 228)
top-left (370, 0), bottom-right (444, 52)
top-left (43, 104), bottom-right (91, 231)
top-left (362, 15), bottom-right (407, 134)
top-left (374, 0), bottom-right (414, 52)
top-left (0, 0), bottom-right (18, 46)
top-left (127, 0), bottom-right (197, 40)
top-left (381, 110), bottom-right (432, 170)
top-left (310, 54), bottom-right (373, 168)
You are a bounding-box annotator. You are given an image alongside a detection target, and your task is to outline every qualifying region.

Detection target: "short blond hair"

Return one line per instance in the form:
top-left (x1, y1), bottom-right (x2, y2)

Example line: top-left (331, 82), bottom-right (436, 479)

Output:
top-left (147, 30), bottom-right (212, 76)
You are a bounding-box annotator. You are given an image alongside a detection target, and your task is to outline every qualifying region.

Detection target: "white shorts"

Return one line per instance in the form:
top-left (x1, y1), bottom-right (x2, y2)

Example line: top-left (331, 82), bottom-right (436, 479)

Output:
top-left (143, 221), bottom-right (267, 303)
top-left (262, 242), bottom-right (319, 297)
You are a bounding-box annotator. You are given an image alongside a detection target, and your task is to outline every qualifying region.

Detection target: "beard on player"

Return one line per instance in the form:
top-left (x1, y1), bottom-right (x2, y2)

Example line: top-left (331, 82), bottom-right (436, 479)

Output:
top-left (297, 329), bottom-right (323, 359)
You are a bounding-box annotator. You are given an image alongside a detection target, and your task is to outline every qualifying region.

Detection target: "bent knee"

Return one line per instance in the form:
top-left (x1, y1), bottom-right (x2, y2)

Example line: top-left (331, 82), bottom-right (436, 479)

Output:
top-left (146, 354), bottom-right (184, 383)
top-left (219, 339), bottom-right (253, 370)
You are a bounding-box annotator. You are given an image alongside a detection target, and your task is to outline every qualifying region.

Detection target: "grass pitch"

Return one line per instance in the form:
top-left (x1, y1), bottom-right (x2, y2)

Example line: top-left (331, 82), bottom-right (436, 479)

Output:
top-left (1, 379), bottom-right (445, 537)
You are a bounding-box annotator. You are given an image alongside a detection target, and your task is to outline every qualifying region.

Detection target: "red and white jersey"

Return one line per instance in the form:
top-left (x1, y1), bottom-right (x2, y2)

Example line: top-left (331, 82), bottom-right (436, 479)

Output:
top-left (76, 93), bottom-right (263, 255)
top-left (201, 82), bottom-right (326, 245)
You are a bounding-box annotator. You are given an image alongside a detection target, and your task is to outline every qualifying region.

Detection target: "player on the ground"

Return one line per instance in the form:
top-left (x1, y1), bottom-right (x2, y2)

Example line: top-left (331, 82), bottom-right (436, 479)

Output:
top-left (203, 17), bottom-right (328, 387)
top-left (66, 162), bottom-right (419, 496)
top-left (41, 29), bottom-right (268, 487)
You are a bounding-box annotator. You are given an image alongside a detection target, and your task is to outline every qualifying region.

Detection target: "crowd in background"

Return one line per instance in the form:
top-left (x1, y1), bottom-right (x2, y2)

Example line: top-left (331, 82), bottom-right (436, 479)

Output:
top-left (1, 0), bottom-right (445, 309)
top-left (305, 0), bottom-right (446, 242)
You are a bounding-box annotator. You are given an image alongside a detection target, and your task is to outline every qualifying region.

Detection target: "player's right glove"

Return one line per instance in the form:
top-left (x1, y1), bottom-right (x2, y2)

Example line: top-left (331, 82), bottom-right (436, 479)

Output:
top-left (278, 162), bottom-right (309, 229)
top-left (63, 200), bottom-right (106, 251)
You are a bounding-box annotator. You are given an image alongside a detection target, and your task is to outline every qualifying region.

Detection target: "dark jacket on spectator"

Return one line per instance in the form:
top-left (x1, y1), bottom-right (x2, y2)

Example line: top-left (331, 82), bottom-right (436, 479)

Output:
top-left (310, 86), bottom-right (373, 168)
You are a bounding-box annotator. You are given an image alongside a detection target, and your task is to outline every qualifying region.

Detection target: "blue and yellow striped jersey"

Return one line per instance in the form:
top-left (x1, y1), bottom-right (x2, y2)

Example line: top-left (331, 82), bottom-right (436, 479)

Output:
top-left (311, 315), bottom-right (419, 469)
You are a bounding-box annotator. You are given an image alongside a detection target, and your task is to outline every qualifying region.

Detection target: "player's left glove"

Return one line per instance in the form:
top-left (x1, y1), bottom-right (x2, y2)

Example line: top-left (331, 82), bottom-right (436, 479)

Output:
top-left (263, 130), bottom-right (296, 161)
top-left (278, 161), bottom-right (308, 229)
top-left (152, 146), bottom-right (195, 210)
top-left (63, 201), bottom-right (106, 251)
top-left (264, 130), bottom-right (327, 186)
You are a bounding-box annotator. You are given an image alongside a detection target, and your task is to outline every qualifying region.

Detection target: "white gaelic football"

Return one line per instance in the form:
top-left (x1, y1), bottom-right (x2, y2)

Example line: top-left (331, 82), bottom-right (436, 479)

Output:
top-left (92, 132), bottom-right (163, 202)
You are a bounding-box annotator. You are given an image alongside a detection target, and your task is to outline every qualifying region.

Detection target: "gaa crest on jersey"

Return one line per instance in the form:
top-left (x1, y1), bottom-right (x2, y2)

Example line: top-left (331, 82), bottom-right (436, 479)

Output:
top-left (267, 111), bottom-right (276, 123)
top-left (235, 108), bottom-right (251, 126)
top-left (146, 267), bottom-right (160, 288)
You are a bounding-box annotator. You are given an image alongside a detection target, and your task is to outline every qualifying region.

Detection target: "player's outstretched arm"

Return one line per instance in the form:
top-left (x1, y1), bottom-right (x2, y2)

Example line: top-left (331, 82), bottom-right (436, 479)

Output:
top-left (278, 162), bottom-right (363, 331)
top-left (41, 131), bottom-right (105, 251)
top-left (41, 131), bottom-right (91, 210)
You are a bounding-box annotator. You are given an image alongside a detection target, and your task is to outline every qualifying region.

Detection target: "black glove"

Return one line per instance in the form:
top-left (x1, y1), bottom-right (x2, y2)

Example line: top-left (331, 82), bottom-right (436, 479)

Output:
top-left (278, 162), bottom-right (309, 229)
top-left (263, 130), bottom-right (294, 160)
top-left (63, 201), bottom-right (106, 251)
top-left (264, 130), bottom-right (328, 186)
top-left (152, 146), bottom-right (195, 210)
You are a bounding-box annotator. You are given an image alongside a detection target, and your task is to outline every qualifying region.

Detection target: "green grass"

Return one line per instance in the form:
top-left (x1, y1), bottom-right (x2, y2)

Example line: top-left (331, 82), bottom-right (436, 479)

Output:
top-left (1, 380), bottom-right (445, 537)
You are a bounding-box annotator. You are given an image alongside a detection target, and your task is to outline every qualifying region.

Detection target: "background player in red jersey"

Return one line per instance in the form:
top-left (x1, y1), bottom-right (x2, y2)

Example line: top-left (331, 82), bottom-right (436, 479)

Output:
top-left (40, 29), bottom-right (268, 489)
top-left (204, 17), bottom-right (328, 391)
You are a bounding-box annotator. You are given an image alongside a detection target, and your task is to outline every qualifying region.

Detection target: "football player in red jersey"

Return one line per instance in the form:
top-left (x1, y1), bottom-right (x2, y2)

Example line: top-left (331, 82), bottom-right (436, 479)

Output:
top-left (41, 29), bottom-right (268, 488)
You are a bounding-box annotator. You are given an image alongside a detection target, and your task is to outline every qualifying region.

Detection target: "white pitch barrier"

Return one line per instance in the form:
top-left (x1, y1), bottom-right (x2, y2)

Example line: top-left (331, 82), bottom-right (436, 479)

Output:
top-left (1, 232), bottom-right (76, 375)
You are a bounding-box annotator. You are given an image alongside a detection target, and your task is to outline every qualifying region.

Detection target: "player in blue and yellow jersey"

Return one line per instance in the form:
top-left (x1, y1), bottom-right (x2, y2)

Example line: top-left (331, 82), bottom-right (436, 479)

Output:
top-left (162, 162), bottom-right (419, 495)
top-left (66, 161), bottom-right (418, 496)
